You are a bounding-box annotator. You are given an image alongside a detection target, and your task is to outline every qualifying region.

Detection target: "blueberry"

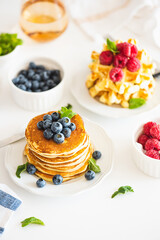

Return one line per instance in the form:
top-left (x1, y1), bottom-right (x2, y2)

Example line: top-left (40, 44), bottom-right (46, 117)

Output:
top-left (28, 69), bottom-right (35, 79)
top-left (34, 89), bottom-right (41, 92)
top-left (32, 74), bottom-right (41, 81)
top-left (27, 164), bottom-right (36, 175)
top-left (43, 114), bottom-right (52, 121)
top-left (92, 151), bottom-right (102, 160)
top-left (17, 84), bottom-right (27, 91)
top-left (27, 89), bottom-right (32, 92)
top-left (46, 79), bottom-right (56, 88)
top-left (43, 129), bottom-right (54, 140)
top-left (51, 112), bottom-right (60, 121)
top-left (29, 62), bottom-right (37, 69)
top-left (43, 120), bottom-right (52, 129)
top-left (42, 86), bottom-right (49, 91)
top-left (37, 121), bottom-right (43, 130)
top-left (51, 70), bottom-right (60, 78)
top-left (69, 122), bottom-right (76, 131)
top-left (52, 75), bottom-right (61, 85)
top-left (36, 69), bottom-right (43, 74)
top-left (46, 70), bottom-right (51, 76)
top-left (41, 71), bottom-right (49, 81)
top-left (61, 117), bottom-right (71, 127)
top-left (85, 170), bottom-right (95, 180)
top-left (19, 69), bottom-right (27, 77)
top-left (36, 65), bottom-right (45, 71)
top-left (52, 174), bottom-right (63, 185)
top-left (32, 80), bottom-right (39, 90)
top-left (12, 77), bottom-right (19, 85)
top-left (39, 81), bottom-right (45, 88)
top-left (18, 74), bottom-right (27, 84)
top-left (62, 128), bottom-right (71, 138)
top-left (53, 133), bottom-right (65, 144)
top-left (36, 178), bottom-right (46, 188)
top-left (25, 80), bottom-right (32, 89)
top-left (51, 122), bottom-right (62, 133)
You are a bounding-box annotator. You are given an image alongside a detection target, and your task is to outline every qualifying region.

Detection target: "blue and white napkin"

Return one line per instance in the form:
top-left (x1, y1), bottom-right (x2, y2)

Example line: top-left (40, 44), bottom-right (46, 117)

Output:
top-left (0, 184), bottom-right (22, 236)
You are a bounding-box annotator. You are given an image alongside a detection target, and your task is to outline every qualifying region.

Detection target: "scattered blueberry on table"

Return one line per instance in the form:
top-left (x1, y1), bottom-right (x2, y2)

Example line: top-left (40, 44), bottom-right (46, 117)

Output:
top-left (37, 113), bottom-right (76, 144)
top-left (12, 62), bottom-right (61, 92)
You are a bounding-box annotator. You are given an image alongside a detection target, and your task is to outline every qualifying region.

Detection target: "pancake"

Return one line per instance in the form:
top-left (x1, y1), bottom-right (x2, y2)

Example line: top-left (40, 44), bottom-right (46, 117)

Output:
top-left (25, 142), bottom-right (93, 172)
top-left (24, 110), bottom-right (94, 183)
top-left (35, 171), bottom-right (85, 182)
top-left (25, 112), bottom-right (86, 156)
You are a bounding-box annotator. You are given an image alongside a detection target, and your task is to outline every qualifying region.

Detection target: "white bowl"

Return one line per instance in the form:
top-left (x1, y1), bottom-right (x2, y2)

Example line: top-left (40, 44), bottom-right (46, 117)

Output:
top-left (8, 57), bottom-right (64, 112)
top-left (132, 119), bottom-right (160, 178)
top-left (0, 46), bottom-right (19, 68)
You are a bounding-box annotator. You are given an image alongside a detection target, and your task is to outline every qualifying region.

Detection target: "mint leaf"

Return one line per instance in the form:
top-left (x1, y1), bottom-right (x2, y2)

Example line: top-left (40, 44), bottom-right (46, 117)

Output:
top-left (88, 158), bottom-right (101, 173)
top-left (129, 98), bottom-right (146, 109)
top-left (65, 103), bottom-right (72, 110)
top-left (107, 38), bottom-right (119, 53)
top-left (21, 217), bottom-right (45, 227)
top-left (111, 185), bottom-right (134, 198)
top-left (16, 163), bottom-right (28, 178)
top-left (0, 33), bottom-right (23, 56)
top-left (59, 107), bottom-right (76, 119)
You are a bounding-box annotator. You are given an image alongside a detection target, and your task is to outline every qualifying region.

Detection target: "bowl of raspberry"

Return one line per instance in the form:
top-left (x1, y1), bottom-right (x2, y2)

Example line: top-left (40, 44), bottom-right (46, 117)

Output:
top-left (8, 57), bottom-right (64, 111)
top-left (132, 120), bottom-right (160, 178)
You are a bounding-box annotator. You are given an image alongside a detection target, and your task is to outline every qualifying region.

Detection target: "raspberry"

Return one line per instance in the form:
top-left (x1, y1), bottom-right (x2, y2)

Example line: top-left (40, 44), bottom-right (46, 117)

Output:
top-left (99, 51), bottom-right (113, 65)
top-left (109, 67), bottom-right (123, 82)
top-left (150, 125), bottom-right (160, 140)
top-left (137, 134), bottom-right (149, 148)
top-left (117, 42), bottom-right (131, 57)
top-left (113, 54), bottom-right (128, 68)
top-left (126, 57), bottom-right (141, 72)
top-left (130, 44), bottom-right (138, 58)
top-left (143, 122), bottom-right (157, 136)
top-left (145, 138), bottom-right (160, 151)
top-left (145, 149), bottom-right (159, 159)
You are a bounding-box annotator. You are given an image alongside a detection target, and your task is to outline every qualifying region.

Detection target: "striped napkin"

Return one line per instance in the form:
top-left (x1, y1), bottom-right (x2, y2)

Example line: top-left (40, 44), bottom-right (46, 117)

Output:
top-left (0, 184), bottom-right (22, 236)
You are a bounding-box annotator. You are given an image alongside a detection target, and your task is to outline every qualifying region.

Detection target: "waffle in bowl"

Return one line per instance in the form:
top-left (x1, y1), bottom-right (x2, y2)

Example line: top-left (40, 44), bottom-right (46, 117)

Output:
top-left (86, 39), bottom-right (156, 108)
top-left (24, 111), bottom-right (93, 183)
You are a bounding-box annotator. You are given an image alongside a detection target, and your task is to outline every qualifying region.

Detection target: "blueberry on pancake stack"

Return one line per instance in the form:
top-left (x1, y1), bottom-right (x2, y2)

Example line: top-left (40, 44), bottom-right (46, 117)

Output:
top-left (24, 107), bottom-right (93, 183)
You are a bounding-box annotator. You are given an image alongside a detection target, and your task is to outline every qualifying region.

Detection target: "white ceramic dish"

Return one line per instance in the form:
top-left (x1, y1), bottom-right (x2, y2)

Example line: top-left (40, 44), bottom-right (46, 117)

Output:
top-left (0, 46), bottom-right (20, 68)
top-left (8, 57), bottom-right (64, 112)
top-left (4, 117), bottom-right (113, 197)
top-left (132, 119), bottom-right (160, 178)
top-left (71, 69), bottom-right (160, 118)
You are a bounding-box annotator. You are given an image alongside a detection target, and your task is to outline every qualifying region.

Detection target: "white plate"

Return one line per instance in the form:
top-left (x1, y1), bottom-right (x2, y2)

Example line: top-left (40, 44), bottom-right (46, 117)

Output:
top-left (71, 69), bottom-right (160, 118)
top-left (4, 118), bottom-right (113, 197)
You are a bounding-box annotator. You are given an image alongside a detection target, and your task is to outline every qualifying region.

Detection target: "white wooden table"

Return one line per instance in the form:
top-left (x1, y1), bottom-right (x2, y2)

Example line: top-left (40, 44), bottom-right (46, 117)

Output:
top-left (1, 0), bottom-right (160, 239)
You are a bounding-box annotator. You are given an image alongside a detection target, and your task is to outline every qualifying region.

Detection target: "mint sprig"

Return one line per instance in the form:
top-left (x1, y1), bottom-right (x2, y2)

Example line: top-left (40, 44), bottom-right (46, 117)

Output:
top-left (111, 186), bottom-right (134, 198)
top-left (16, 163), bottom-right (28, 178)
top-left (129, 98), bottom-right (146, 109)
top-left (106, 38), bottom-right (119, 53)
top-left (21, 217), bottom-right (45, 227)
top-left (0, 33), bottom-right (23, 56)
top-left (65, 103), bottom-right (72, 110)
top-left (88, 158), bottom-right (101, 173)
top-left (59, 107), bottom-right (76, 119)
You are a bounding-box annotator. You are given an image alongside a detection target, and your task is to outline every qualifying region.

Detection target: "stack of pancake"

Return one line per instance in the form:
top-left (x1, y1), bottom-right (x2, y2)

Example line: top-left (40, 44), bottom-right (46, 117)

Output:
top-left (24, 112), bottom-right (93, 182)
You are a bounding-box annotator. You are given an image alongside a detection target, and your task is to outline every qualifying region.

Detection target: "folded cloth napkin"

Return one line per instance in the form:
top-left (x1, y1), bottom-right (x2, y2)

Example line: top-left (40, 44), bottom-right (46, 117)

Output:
top-left (0, 184), bottom-right (22, 236)
top-left (67, 0), bottom-right (160, 62)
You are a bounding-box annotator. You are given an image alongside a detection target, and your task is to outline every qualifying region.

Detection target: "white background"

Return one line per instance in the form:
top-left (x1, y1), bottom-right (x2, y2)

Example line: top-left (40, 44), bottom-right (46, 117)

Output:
top-left (1, 0), bottom-right (160, 239)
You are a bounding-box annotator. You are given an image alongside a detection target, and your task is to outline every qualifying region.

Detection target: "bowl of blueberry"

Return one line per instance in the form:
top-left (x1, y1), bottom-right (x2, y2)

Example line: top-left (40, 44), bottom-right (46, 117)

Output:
top-left (9, 57), bottom-right (64, 111)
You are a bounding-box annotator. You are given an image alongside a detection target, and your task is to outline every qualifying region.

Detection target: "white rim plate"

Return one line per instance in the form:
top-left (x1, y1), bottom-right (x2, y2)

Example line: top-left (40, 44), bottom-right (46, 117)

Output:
top-left (71, 69), bottom-right (160, 118)
top-left (4, 118), bottom-right (114, 197)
